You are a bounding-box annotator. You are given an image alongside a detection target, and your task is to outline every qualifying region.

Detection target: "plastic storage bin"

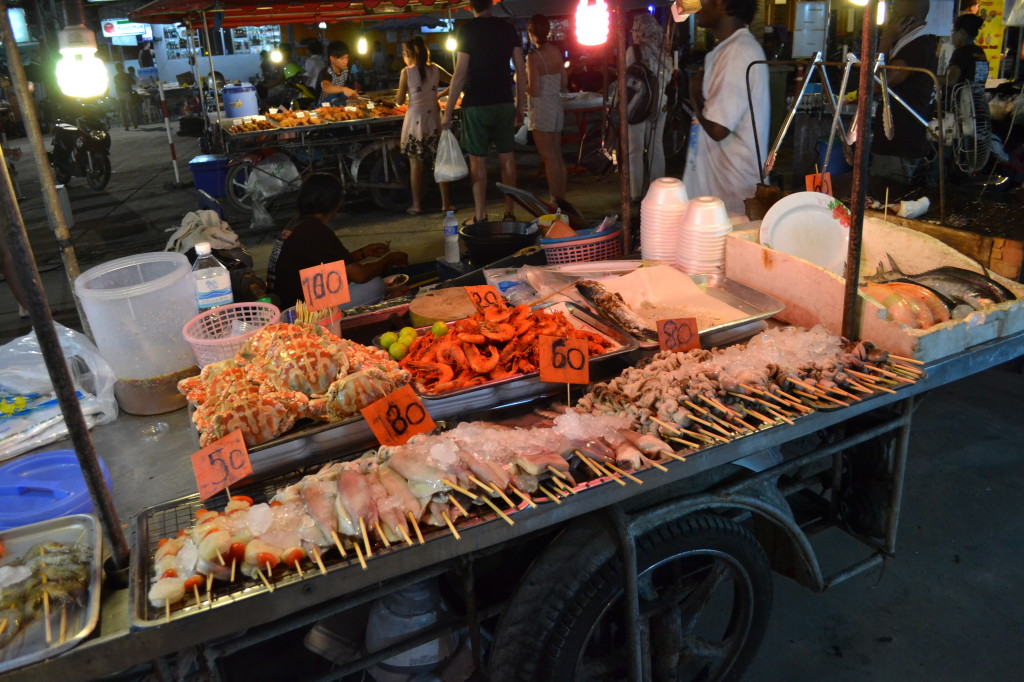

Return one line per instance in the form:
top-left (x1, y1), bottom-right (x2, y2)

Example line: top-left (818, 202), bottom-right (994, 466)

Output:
top-left (0, 450), bottom-right (112, 530)
top-left (189, 154), bottom-right (229, 198)
top-left (222, 83), bottom-right (258, 118)
top-left (75, 252), bottom-right (199, 415)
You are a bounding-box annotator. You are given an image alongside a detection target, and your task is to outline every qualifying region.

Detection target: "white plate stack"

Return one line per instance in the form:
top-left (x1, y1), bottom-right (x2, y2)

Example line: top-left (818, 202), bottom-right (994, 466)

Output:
top-left (675, 195), bottom-right (732, 275)
top-left (640, 177), bottom-right (689, 261)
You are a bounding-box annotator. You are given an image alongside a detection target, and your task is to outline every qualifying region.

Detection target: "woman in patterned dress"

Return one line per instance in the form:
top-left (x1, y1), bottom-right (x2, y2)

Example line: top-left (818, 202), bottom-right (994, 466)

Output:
top-left (396, 36), bottom-right (453, 215)
top-left (526, 14), bottom-right (568, 204)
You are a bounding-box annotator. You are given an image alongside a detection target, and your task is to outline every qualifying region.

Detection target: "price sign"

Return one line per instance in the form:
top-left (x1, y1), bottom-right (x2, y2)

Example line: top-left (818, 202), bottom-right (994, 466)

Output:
top-left (464, 285), bottom-right (503, 313)
top-left (657, 318), bottom-right (701, 352)
top-left (539, 336), bottom-right (590, 384)
top-left (191, 430), bottom-right (252, 501)
top-left (300, 260), bottom-right (350, 311)
top-left (360, 384), bottom-right (436, 446)
top-left (805, 172), bottom-right (833, 196)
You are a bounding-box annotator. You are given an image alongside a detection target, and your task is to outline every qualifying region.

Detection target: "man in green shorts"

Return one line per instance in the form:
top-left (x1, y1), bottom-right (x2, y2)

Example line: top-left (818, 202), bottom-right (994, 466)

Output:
top-left (442, 0), bottom-right (525, 224)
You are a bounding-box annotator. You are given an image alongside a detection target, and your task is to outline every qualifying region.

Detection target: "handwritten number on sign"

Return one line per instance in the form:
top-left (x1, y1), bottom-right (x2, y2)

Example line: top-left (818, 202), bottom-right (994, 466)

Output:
top-left (191, 430), bottom-right (253, 501)
top-left (361, 384), bottom-right (436, 446)
top-left (300, 260), bottom-right (351, 311)
top-left (464, 285), bottom-right (503, 312)
top-left (657, 318), bottom-right (701, 352)
top-left (539, 336), bottom-right (590, 384)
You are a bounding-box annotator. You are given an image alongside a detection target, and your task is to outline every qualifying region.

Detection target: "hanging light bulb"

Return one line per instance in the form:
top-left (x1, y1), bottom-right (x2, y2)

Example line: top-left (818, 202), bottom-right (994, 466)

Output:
top-left (446, 35), bottom-right (457, 51)
top-left (318, 21), bottom-right (327, 30)
top-left (357, 23), bottom-right (368, 55)
top-left (270, 48), bottom-right (283, 63)
top-left (56, 25), bottom-right (108, 98)
top-left (848, 0), bottom-right (869, 6)
top-left (876, 1), bottom-right (887, 24)
top-left (575, 0), bottom-right (610, 47)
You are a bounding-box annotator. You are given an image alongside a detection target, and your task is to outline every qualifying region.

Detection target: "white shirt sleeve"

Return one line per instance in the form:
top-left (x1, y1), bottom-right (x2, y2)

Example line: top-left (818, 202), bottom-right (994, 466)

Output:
top-left (702, 40), bottom-right (759, 134)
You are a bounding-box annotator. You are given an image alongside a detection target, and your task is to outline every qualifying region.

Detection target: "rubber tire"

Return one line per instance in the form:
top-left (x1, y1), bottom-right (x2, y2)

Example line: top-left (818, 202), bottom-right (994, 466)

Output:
top-left (54, 165), bottom-right (72, 186)
top-left (367, 149), bottom-right (412, 212)
top-left (85, 152), bottom-right (111, 190)
top-left (489, 514), bottom-right (772, 682)
top-left (224, 162), bottom-right (255, 214)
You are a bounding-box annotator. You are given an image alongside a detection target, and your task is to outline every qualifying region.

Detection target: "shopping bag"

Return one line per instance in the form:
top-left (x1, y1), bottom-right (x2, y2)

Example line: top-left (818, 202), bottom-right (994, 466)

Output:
top-left (514, 111), bottom-right (530, 145)
top-left (434, 130), bottom-right (469, 183)
top-left (577, 115), bottom-right (618, 179)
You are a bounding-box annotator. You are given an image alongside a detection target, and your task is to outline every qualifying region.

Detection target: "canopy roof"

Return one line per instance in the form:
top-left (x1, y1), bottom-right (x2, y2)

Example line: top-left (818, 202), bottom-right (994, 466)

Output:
top-left (129, 0), bottom-right (463, 28)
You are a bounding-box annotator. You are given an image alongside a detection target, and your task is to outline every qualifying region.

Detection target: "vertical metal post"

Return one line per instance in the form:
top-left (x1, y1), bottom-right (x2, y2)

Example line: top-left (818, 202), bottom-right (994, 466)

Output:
top-left (841, 1), bottom-right (878, 341)
top-left (201, 11), bottom-right (223, 130)
top-left (158, 81), bottom-right (183, 185)
top-left (615, 0), bottom-right (632, 252)
top-left (884, 396), bottom-right (915, 555)
top-left (608, 506), bottom-right (642, 682)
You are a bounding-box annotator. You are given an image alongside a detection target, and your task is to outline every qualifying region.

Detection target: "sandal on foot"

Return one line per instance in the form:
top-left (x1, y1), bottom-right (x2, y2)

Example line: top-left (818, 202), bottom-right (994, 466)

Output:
top-left (501, 212), bottom-right (516, 222)
top-left (462, 216), bottom-right (487, 227)
top-left (406, 207), bottom-right (422, 216)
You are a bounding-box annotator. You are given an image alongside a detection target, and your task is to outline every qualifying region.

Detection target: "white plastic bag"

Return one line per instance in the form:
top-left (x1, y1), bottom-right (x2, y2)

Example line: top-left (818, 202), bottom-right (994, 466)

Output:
top-left (434, 130), bottom-right (468, 183)
top-left (244, 152), bottom-right (301, 202)
top-left (0, 323), bottom-right (118, 461)
top-left (514, 111), bottom-right (530, 145)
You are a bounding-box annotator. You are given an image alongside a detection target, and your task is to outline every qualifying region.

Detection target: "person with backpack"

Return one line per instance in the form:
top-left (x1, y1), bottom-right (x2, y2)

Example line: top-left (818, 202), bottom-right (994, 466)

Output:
top-left (682, 0), bottom-right (769, 215)
top-left (627, 13), bottom-right (672, 201)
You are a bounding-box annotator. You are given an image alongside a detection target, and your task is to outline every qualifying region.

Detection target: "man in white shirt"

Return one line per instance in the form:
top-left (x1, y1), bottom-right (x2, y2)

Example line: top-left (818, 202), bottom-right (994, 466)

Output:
top-left (683, 0), bottom-right (769, 215)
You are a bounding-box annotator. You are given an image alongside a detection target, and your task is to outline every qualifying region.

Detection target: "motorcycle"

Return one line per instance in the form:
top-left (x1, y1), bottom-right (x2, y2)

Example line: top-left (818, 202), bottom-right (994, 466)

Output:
top-left (48, 99), bottom-right (112, 191)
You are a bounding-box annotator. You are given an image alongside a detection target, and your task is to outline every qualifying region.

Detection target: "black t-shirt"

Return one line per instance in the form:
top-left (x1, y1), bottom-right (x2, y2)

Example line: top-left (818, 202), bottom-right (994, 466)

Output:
top-left (456, 16), bottom-right (520, 107)
top-left (139, 46), bottom-right (155, 68)
top-left (872, 34), bottom-right (938, 159)
top-left (266, 215), bottom-right (353, 309)
top-left (949, 43), bottom-right (988, 85)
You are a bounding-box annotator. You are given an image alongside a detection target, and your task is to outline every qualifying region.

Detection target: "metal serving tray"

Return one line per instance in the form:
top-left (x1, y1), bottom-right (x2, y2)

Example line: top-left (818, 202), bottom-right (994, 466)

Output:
top-left (0, 514), bottom-right (102, 674)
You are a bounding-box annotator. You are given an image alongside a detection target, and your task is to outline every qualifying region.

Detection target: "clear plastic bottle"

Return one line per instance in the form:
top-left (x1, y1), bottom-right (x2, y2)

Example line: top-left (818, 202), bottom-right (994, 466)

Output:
top-left (192, 241), bottom-right (234, 310)
top-left (442, 211), bottom-right (460, 264)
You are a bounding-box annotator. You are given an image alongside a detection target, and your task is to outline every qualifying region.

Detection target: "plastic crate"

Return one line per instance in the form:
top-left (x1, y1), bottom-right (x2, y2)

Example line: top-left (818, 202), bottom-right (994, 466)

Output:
top-left (540, 226), bottom-right (624, 264)
top-left (182, 302), bottom-right (281, 367)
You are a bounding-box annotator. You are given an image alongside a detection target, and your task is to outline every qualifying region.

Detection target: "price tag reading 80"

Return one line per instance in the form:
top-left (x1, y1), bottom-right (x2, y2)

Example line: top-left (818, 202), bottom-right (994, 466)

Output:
top-left (300, 260), bottom-right (351, 311)
top-left (464, 285), bottom-right (503, 313)
top-left (360, 384), bottom-right (437, 446)
top-left (657, 318), bottom-right (701, 353)
top-left (191, 430), bottom-right (253, 501)
top-left (538, 336), bottom-right (590, 385)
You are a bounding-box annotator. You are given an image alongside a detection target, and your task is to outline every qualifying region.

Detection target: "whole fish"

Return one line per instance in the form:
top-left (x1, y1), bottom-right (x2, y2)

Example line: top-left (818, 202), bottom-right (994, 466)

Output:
top-left (574, 280), bottom-right (655, 340)
top-left (866, 255), bottom-right (1016, 308)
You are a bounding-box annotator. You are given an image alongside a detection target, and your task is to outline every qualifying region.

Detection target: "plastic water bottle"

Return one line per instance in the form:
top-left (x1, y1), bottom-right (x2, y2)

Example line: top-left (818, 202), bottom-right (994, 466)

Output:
top-left (442, 211), bottom-right (460, 264)
top-left (192, 241), bottom-right (233, 310)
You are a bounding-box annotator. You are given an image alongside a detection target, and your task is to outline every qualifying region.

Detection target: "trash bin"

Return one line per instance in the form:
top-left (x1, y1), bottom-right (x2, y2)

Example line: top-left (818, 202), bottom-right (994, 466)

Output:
top-left (189, 154), bottom-right (229, 197)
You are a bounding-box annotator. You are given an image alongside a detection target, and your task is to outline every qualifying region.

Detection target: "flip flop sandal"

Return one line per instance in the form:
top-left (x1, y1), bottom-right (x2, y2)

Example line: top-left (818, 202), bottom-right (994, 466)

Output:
top-left (501, 212), bottom-right (516, 222)
top-left (462, 216), bottom-right (487, 227)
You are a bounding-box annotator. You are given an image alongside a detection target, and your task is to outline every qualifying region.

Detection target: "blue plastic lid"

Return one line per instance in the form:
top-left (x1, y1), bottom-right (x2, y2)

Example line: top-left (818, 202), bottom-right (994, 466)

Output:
top-left (189, 154), bottom-right (229, 166)
top-left (0, 450), bottom-right (112, 530)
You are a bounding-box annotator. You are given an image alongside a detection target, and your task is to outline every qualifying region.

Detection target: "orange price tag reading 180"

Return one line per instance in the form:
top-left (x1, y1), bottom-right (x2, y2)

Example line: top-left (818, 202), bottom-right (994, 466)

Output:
top-left (464, 285), bottom-right (503, 313)
top-left (360, 384), bottom-right (436, 446)
top-left (538, 336), bottom-right (590, 384)
top-left (805, 172), bottom-right (833, 196)
top-left (299, 260), bottom-right (350, 311)
top-left (657, 318), bottom-right (701, 353)
top-left (191, 430), bottom-right (253, 501)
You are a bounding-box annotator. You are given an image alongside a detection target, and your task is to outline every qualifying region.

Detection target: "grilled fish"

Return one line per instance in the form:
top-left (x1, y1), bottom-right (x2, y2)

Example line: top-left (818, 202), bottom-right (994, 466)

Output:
top-left (575, 280), bottom-right (655, 340)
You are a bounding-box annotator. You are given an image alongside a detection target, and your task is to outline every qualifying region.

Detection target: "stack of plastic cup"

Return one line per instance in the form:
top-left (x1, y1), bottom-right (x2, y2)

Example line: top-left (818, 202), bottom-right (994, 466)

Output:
top-left (640, 177), bottom-right (689, 261)
top-left (675, 195), bottom-right (732, 275)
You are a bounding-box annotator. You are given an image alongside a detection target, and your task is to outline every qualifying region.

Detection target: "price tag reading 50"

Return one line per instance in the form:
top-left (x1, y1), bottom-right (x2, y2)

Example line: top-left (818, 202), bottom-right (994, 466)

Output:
top-left (657, 317), bottom-right (701, 353)
top-left (539, 336), bottom-right (590, 384)
top-left (464, 285), bottom-right (503, 313)
top-left (360, 384), bottom-right (436, 446)
top-left (191, 430), bottom-right (253, 501)
top-left (300, 260), bottom-right (351, 311)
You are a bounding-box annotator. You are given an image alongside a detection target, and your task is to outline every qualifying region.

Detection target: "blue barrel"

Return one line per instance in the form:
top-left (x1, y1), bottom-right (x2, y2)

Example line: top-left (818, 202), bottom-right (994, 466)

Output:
top-left (816, 138), bottom-right (852, 176)
top-left (222, 83), bottom-right (258, 118)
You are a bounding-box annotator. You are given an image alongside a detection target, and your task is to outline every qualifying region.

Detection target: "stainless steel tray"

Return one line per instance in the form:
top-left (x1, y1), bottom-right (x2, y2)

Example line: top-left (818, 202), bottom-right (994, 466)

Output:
top-left (0, 514), bottom-right (102, 673)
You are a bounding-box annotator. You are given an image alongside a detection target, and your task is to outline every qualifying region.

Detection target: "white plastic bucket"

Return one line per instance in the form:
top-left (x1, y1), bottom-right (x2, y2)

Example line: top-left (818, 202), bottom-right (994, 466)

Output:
top-left (222, 83), bottom-right (258, 118)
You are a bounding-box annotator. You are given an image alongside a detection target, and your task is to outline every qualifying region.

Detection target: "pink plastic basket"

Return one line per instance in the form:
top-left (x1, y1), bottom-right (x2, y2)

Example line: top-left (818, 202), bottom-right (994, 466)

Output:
top-left (182, 302), bottom-right (281, 367)
top-left (540, 227), bottom-right (624, 264)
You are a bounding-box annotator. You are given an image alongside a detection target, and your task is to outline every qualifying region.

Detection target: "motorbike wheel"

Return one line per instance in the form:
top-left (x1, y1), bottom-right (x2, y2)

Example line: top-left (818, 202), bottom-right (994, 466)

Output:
top-left (367, 149), bottom-right (412, 212)
top-left (224, 163), bottom-right (255, 214)
top-left (85, 152), bottom-right (111, 190)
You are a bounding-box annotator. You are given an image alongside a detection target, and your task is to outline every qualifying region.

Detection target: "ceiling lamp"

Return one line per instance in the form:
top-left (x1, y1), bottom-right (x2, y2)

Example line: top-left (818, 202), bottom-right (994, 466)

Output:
top-left (575, 0), bottom-right (609, 47)
top-left (318, 21), bottom-right (327, 30)
top-left (877, 1), bottom-right (887, 24)
top-left (445, 35), bottom-right (457, 51)
top-left (56, 24), bottom-right (108, 98)
top-left (270, 47), bottom-right (283, 63)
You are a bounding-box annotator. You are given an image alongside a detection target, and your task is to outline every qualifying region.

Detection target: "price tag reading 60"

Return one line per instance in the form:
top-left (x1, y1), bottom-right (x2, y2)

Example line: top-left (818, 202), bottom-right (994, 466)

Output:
top-left (191, 430), bottom-right (253, 501)
top-left (300, 260), bottom-right (351, 311)
top-left (539, 335), bottom-right (590, 384)
top-left (464, 285), bottom-right (503, 313)
top-left (657, 317), bottom-right (701, 353)
top-left (360, 384), bottom-right (436, 446)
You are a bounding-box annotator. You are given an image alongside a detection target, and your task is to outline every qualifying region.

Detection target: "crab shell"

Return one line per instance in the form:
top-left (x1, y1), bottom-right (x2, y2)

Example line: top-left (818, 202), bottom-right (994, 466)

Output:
top-left (199, 391), bottom-right (311, 447)
top-left (308, 369), bottom-right (395, 422)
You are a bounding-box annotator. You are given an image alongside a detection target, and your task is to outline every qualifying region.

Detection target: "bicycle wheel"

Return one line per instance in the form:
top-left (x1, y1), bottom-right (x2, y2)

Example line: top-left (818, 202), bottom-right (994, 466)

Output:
top-left (367, 149), bottom-right (412, 212)
top-left (224, 162), bottom-right (255, 214)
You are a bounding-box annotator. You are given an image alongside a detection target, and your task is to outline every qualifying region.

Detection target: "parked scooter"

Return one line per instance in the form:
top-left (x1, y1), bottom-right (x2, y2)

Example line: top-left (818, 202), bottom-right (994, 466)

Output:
top-left (48, 99), bottom-right (112, 190)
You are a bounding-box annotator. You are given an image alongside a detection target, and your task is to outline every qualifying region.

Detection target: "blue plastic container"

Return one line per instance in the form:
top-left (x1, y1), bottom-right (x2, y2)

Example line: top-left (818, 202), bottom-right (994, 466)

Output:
top-left (222, 83), bottom-right (258, 118)
top-left (0, 450), bottom-right (112, 530)
top-left (189, 154), bottom-right (229, 198)
top-left (816, 139), bottom-right (852, 176)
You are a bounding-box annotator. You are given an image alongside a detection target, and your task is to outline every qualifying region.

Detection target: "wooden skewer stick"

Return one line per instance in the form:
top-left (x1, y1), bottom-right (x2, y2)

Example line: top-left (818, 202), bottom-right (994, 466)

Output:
top-left (593, 460), bottom-right (628, 485)
top-left (865, 364), bottom-right (915, 383)
top-left (479, 495), bottom-right (515, 525)
top-left (510, 486), bottom-right (538, 508)
top-left (843, 379), bottom-right (875, 393)
top-left (207, 574), bottom-right (214, 607)
top-left (230, 558), bottom-right (237, 583)
top-left (742, 406), bottom-right (777, 426)
top-left (374, 521), bottom-right (392, 549)
top-left (353, 543), bottom-right (368, 570)
top-left (408, 512), bottom-right (425, 544)
top-left (399, 524), bottom-right (415, 547)
top-left (792, 389), bottom-right (829, 406)
top-left (60, 607), bottom-right (67, 644)
top-left (787, 377), bottom-right (826, 395)
top-left (165, 601), bottom-right (171, 624)
top-left (311, 547), bottom-right (327, 575)
top-left (796, 388), bottom-right (850, 407)
top-left (658, 448), bottom-right (688, 462)
top-left (441, 511), bottom-right (461, 540)
top-left (643, 457), bottom-right (669, 472)
top-left (293, 559), bottom-right (304, 579)
top-left (680, 427), bottom-right (718, 444)
top-left (774, 387), bottom-right (814, 408)
top-left (537, 484), bottom-right (562, 504)
top-left (43, 591), bottom-right (52, 644)
top-left (765, 406), bottom-right (795, 425)
top-left (331, 530), bottom-right (348, 558)
top-left (574, 450), bottom-right (604, 477)
top-left (489, 483), bottom-right (516, 508)
top-left (0, 618), bottom-right (7, 635)
top-left (552, 477), bottom-right (577, 494)
top-left (546, 465), bottom-right (569, 480)
top-left (824, 384), bottom-right (861, 401)
top-left (265, 562), bottom-right (274, 583)
top-left (448, 496), bottom-right (469, 518)
top-left (699, 394), bottom-right (745, 420)
top-left (605, 463), bottom-right (643, 484)
top-left (216, 549), bottom-right (226, 566)
top-left (360, 518), bottom-right (373, 558)
top-left (649, 417), bottom-right (681, 434)
top-left (668, 435), bottom-right (703, 449)
top-left (256, 567), bottom-right (274, 592)
top-left (888, 353), bottom-right (924, 365)
top-left (846, 368), bottom-right (882, 383)
top-left (707, 410), bottom-right (752, 435)
top-left (442, 479), bottom-right (480, 501)
top-left (468, 475), bottom-right (494, 494)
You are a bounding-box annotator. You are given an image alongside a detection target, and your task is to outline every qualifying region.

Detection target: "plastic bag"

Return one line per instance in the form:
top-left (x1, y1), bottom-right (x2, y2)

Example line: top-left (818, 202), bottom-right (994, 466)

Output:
top-left (244, 152), bottom-right (301, 203)
top-left (0, 323), bottom-right (118, 461)
top-left (250, 200), bottom-right (275, 232)
top-left (434, 130), bottom-right (468, 183)
top-left (514, 111), bottom-right (530, 145)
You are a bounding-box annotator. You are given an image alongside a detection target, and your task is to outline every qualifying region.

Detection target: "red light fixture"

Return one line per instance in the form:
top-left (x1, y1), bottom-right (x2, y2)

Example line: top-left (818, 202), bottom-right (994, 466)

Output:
top-left (575, 0), bottom-right (610, 46)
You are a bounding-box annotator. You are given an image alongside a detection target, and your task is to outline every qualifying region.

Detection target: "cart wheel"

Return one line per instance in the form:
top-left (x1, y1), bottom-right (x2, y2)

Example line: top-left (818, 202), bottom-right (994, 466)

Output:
top-left (224, 163), bottom-right (255, 214)
top-left (85, 152), bottom-right (111, 191)
top-left (489, 514), bottom-right (772, 682)
top-left (367, 150), bottom-right (412, 212)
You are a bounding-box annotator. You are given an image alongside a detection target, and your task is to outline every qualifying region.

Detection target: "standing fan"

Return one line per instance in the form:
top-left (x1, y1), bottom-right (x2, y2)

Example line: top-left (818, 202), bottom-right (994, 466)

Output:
top-left (934, 81), bottom-right (992, 173)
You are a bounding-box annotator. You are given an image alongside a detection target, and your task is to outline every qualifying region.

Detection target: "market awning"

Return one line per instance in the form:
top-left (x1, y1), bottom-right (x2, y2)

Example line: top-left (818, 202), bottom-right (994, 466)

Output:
top-left (129, 0), bottom-right (463, 28)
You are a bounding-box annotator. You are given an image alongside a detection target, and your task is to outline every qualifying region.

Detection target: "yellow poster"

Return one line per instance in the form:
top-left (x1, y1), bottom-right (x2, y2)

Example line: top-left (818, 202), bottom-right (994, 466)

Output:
top-left (976, 0), bottom-right (1005, 78)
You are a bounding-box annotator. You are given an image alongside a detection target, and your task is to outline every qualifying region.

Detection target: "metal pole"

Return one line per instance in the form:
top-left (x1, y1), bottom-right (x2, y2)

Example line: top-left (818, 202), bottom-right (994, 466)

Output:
top-left (615, 0), bottom-right (632, 252)
top-left (158, 81), bottom-right (184, 186)
top-left (841, 1), bottom-right (878, 341)
top-left (0, 1), bottom-right (90, 338)
top-left (201, 11), bottom-right (223, 130)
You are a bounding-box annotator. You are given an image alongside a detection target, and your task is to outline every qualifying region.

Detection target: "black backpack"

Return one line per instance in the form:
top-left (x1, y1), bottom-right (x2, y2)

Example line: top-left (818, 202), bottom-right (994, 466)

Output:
top-left (624, 46), bottom-right (658, 125)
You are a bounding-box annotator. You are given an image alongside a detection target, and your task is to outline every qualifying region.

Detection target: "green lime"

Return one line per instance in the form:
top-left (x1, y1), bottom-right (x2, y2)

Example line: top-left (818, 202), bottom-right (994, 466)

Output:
top-left (400, 330), bottom-right (418, 344)
top-left (388, 341), bottom-right (408, 361)
top-left (399, 326), bottom-right (417, 338)
top-left (431, 321), bottom-right (449, 337)
top-left (380, 331), bottom-right (399, 349)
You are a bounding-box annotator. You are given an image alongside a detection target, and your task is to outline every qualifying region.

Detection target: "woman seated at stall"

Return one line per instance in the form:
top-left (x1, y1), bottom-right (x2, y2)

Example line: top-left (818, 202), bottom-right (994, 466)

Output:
top-left (266, 173), bottom-right (409, 310)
